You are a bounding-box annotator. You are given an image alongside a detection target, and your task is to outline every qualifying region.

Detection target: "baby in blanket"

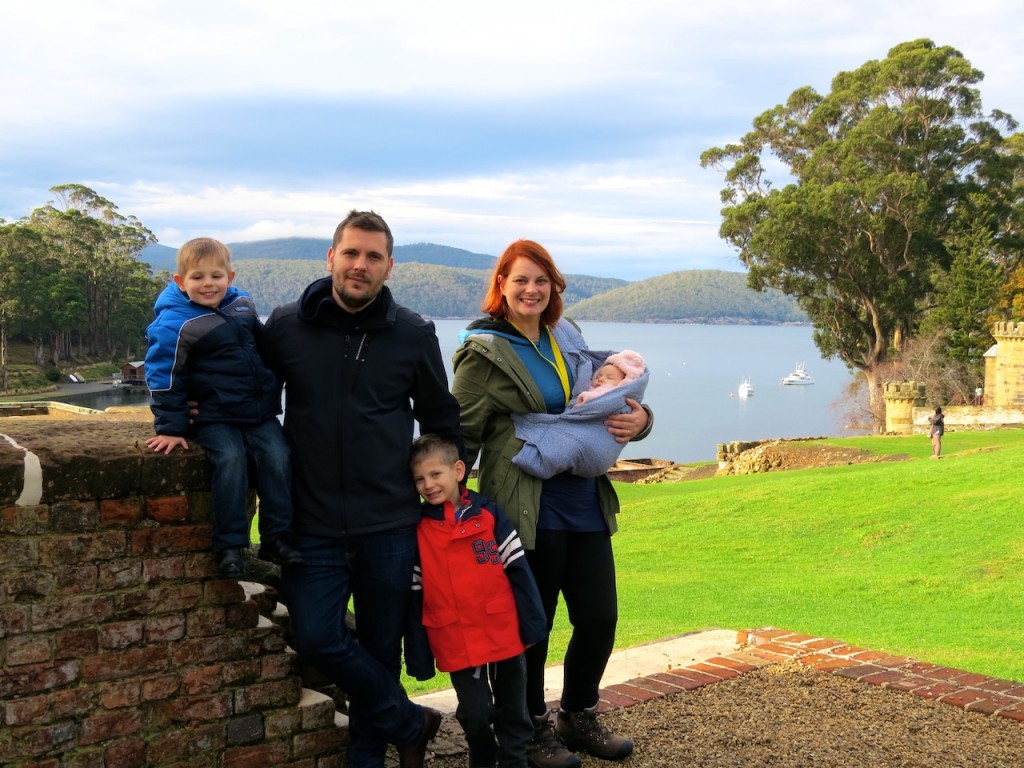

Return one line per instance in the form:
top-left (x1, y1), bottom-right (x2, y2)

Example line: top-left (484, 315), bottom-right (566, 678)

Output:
top-left (512, 349), bottom-right (649, 479)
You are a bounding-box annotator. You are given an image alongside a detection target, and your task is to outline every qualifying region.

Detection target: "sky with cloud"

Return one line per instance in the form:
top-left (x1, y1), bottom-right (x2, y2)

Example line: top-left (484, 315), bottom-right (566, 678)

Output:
top-left (1, 0), bottom-right (1021, 279)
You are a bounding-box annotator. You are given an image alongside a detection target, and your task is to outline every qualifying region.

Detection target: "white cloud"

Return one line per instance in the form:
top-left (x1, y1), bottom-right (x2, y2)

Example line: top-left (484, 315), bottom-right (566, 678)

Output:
top-left (2, 0), bottom-right (1022, 279)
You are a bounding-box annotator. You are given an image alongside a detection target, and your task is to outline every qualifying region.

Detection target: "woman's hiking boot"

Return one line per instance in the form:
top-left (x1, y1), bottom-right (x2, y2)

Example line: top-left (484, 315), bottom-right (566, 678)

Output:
top-left (556, 706), bottom-right (633, 760)
top-left (527, 711), bottom-right (581, 768)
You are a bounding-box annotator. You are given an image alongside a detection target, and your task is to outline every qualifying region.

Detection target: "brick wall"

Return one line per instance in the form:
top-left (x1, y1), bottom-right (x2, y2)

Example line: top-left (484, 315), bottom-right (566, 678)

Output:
top-left (0, 418), bottom-right (349, 767)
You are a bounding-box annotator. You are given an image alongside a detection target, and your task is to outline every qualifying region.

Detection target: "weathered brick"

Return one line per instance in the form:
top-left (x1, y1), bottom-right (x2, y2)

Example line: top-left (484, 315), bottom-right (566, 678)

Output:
top-left (31, 595), bottom-right (115, 632)
top-left (145, 729), bottom-right (190, 764)
top-left (0, 604), bottom-right (32, 637)
top-left (62, 752), bottom-right (105, 768)
top-left (116, 581), bottom-right (203, 617)
top-left (225, 600), bottom-right (260, 630)
top-left (189, 606), bottom-right (229, 637)
top-left (0, 537), bottom-right (37, 568)
top-left (221, 659), bottom-right (261, 687)
top-left (54, 628), bottom-right (99, 659)
top-left (204, 579), bottom-right (247, 606)
top-left (145, 495), bottom-right (190, 523)
top-left (54, 564), bottom-right (99, 594)
top-left (297, 690), bottom-right (335, 731)
top-left (49, 501), bottom-right (99, 532)
top-left (2, 569), bottom-right (56, 602)
top-left (227, 713), bottom-right (265, 745)
top-left (0, 659), bottom-right (80, 698)
top-left (38, 531), bottom-right (126, 565)
top-left (143, 554), bottom-right (187, 582)
top-left (0, 504), bottom-right (48, 534)
top-left (234, 677), bottom-right (302, 712)
top-left (145, 613), bottom-right (187, 643)
top-left (170, 635), bottom-right (249, 666)
top-left (223, 742), bottom-right (292, 766)
top-left (4, 719), bottom-right (78, 760)
top-left (182, 665), bottom-right (224, 695)
top-left (52, 688), bottom-right (97, 720)
top-left (4, 694), bottom-right (50, 726)
top-left (132, 524), bottom-right (212, 556)
top-left (264, 706), bottom-right (302, 738)
top-left (99, 498), bottom-right (143, 527)
top-left (99, 620), bottom-right (145, 650)
top-left (99, 680), bottom-right (142, 709)
top-left (6, 633), bottom-right (53, 666)
top-left (141, 673), bottom-right (180, 701)
top-left (173, 693), bottom-right (233, 722)
top-left (96, 559), bottom-right (144, 590)
top-left (292, 726), bottom-right (347, 758)
top-left (103, 736), bottom-right (146, 768)
top-left (79, 709), bottom-right (142, 745)
top-left (260, 653), bottom-right (296, 681)
top-left (81, 646), bottom-right (169, 682)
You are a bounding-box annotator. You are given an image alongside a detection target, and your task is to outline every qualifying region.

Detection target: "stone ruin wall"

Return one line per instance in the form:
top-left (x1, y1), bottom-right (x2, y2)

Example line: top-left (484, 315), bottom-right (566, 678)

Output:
top-left (0, 416), bottom-right (350, 768)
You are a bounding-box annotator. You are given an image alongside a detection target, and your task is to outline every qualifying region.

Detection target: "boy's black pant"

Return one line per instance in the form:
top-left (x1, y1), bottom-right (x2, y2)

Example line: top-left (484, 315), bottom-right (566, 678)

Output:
top-left (450, 654), bottom-right (532, 768)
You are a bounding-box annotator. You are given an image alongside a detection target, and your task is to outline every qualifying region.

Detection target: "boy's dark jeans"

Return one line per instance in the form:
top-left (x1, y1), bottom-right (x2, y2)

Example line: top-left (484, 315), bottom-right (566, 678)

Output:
top-left (195, 418), bottom-right (293, 551)
top-left (451, 654), bottom-right (532, 768)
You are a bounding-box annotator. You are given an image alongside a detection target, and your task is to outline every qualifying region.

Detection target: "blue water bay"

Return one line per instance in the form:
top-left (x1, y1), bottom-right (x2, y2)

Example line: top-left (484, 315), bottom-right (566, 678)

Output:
top-left (434, 320), bottom-right (860, 464)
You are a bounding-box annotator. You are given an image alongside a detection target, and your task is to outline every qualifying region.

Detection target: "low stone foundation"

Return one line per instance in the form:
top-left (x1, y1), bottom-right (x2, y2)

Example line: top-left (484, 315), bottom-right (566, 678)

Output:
top-left (0, 416), bottom-right (349, 767)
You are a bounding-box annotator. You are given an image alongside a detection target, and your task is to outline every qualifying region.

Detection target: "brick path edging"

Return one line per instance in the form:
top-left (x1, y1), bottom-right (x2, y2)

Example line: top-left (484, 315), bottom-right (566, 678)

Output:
top-left (590, 627), bottom-right (1024, 724)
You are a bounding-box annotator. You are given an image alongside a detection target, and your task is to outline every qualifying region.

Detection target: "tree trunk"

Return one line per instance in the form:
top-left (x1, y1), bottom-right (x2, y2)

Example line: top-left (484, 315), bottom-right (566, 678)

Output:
top-left (864, 367), bottom-right (885, 433)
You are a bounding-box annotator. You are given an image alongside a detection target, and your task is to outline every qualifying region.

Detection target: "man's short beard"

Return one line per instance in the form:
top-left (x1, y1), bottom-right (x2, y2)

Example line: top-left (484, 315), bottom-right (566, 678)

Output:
top-left (334, 283), bottom-right (379, 310)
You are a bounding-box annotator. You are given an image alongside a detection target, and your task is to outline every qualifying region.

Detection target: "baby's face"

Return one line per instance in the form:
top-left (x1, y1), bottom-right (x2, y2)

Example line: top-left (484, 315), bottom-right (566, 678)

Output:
top-left (592, 363), bottom-right (626, 389)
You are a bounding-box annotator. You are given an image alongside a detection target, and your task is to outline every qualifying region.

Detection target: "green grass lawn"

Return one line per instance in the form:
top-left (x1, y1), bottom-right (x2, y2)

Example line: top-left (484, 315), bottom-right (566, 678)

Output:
top-left (399, 428), bottom-right (1024, 694)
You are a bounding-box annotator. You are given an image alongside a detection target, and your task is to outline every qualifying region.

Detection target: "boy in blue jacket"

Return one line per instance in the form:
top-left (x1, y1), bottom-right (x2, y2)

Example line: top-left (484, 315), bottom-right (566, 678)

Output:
top-left (410, 434), bottom-right (547, 768)
top-left (144, 237), bottom-right (302, 578)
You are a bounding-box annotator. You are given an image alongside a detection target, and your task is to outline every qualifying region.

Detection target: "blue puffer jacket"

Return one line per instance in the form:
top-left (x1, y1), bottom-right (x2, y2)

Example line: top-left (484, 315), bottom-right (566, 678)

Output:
top-left (144, 282), bottom-right (281, 437)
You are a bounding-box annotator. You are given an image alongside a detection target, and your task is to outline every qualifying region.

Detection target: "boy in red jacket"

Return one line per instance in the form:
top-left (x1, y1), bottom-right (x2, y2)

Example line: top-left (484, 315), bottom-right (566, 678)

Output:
top-left (411, 434), bottom-right (547, 768)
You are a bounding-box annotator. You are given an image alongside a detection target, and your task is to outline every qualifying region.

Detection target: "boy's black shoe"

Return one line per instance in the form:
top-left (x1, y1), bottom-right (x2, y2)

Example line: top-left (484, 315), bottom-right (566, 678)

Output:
top-left (216, 547), bottom-right (245, 578)
top-left (258, 538), bottom-right (304, 566)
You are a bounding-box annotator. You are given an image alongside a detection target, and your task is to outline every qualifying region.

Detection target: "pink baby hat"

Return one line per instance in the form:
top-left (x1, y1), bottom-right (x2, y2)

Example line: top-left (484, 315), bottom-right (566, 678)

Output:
top-left (604, 349), bottom-right (646, 381)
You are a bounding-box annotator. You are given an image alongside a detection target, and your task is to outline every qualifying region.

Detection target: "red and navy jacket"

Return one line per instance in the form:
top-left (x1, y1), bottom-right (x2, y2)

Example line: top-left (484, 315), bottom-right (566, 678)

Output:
top-left (412, 486), bottom-right (547, 673)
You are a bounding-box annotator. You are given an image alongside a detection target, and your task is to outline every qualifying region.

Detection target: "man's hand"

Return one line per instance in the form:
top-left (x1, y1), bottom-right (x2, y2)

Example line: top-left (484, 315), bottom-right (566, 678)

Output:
top-left (146, 434), bottom-right (189, 454)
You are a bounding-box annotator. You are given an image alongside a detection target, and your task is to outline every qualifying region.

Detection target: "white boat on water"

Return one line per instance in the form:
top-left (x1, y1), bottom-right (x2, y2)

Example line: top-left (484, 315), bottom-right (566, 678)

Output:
top-left (737, 377), bottom-right (754, 398)
top-left (781, 363), bottom-right (815, 385)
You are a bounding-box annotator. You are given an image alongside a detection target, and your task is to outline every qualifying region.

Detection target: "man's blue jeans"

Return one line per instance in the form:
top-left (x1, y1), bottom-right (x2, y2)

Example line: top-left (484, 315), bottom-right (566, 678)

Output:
top-left (282, 529), bottom-right (423, 768)
top-left (195, 419), bottom-right (293, 552)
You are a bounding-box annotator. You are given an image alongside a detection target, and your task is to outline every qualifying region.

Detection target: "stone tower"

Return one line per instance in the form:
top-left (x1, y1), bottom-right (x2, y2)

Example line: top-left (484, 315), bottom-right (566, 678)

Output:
top-left (988, 322), bottom-right (1024, 407)
top-left (883, 381), bottom-right (927, 434)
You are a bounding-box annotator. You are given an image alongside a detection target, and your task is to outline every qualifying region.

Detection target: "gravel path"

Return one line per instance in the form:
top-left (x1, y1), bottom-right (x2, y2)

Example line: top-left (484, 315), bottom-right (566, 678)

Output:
top-left (419, 663), bottom-right (1024, 767)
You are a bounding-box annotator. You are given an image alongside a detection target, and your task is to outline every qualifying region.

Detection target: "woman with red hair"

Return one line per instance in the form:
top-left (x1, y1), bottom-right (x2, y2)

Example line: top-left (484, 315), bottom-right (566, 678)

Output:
top-left (452, 240), bottom-right (652, 768)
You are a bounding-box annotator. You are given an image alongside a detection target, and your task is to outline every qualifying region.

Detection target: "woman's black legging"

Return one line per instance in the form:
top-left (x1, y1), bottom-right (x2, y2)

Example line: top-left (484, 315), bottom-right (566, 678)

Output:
top-left (524, 529), bottom-right (618, 716)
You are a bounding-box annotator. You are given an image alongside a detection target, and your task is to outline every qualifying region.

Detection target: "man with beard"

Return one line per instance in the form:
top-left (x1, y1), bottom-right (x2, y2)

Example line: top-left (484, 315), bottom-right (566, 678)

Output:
top-left (261, 210), bottom-right (462, 768)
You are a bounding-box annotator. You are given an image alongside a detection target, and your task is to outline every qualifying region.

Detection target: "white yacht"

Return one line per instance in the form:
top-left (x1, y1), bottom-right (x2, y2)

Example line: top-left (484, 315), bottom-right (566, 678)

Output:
top-left (737, 377), bottom-right (754, 398)
top-left (781, 363), bottom-right (815, 385)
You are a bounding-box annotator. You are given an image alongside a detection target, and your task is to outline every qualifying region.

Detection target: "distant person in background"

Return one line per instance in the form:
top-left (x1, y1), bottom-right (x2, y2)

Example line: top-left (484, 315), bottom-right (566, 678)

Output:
top-left (144, 237), bottom-right (303, 578)
top-left (511, 349), bottom-right (650, 479)
top-left (452, 239), bottom-right (652, 768)
top-left (929, 406), bottom-right (944, 459)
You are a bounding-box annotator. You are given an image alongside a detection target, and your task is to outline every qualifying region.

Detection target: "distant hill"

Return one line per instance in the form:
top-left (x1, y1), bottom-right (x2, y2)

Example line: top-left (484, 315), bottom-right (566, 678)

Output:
top-left (568, 270), bottom-right (806, 324)
top-left (139, 239), bottom-right (804, 324)
top-left (140, 239), bottom-right (496, 274)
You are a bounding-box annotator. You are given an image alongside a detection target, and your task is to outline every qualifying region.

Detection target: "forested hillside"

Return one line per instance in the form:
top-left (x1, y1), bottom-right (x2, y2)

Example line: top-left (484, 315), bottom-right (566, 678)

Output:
top-left (230, 259), bottom-right (802, 323)
top-left (231, 260), bottom-right (627, 318)
top-left (141, 239), bottom-right (496, 274)
top-left (569, 270), bottom-right (806, 324)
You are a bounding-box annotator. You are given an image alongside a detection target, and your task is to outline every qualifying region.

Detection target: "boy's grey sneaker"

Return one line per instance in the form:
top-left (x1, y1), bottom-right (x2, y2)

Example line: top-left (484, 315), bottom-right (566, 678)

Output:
top-left (527, 711), bottom-right (581, 768)
top-left (556, 706), bottom-right (633, 761)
